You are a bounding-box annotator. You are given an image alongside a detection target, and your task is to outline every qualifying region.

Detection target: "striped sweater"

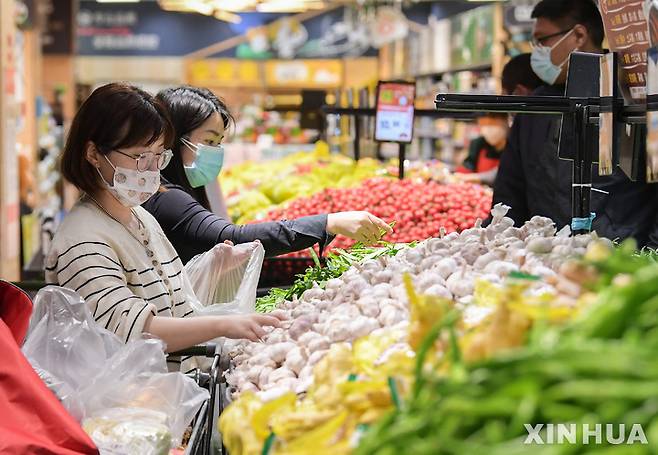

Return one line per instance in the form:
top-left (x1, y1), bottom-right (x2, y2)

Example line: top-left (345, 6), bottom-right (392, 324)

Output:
top-left (45, 200), bottom-right (200, 372)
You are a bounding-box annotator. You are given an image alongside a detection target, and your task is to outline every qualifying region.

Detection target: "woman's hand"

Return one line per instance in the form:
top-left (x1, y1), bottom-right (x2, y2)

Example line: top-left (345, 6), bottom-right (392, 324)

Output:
top-left (326, 211), bottom-right (392, 245)
top-left (146, 310), bottom-right (287, 352)
top-left (212, 241), bottom-right (260, 272)
top-left (219, 313), bottom-right (287, 342)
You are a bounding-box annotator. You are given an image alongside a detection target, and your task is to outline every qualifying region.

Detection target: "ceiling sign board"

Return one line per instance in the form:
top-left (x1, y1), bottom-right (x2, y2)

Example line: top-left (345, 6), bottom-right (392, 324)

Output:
top-left (187, 59), bottom-right (261, 87)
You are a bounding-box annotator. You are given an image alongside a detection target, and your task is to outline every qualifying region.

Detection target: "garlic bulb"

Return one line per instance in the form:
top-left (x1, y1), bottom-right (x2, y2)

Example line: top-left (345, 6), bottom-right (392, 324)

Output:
top-left (229, 203), bottom-right (603, 400)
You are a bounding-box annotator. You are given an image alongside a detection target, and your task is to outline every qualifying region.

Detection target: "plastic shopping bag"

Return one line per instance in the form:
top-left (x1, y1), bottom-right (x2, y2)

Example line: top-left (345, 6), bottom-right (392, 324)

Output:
top-left (0, 281), bottom-right (98, 454)
top-left (23, 286), bottom-right (123, 419)
top-left (23, 286), bottom-right (209, 451)
top-left (184, 241), bottom-right (265, 315)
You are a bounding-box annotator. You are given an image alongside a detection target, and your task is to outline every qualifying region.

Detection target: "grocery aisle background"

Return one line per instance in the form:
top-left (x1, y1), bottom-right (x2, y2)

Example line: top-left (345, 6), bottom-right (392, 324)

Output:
top-left (0, 0), bottom-right (539, 281)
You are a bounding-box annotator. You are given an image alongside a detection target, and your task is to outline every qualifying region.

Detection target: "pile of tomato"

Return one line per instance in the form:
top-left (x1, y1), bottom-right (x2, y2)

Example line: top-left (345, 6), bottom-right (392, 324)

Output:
top-left (260, 178), bottom-right (492, 256)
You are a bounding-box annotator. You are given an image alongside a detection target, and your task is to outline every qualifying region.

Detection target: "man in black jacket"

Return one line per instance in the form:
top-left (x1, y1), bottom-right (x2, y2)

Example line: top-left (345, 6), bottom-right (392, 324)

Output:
top-left (493, 0), bottom-right (658, 247)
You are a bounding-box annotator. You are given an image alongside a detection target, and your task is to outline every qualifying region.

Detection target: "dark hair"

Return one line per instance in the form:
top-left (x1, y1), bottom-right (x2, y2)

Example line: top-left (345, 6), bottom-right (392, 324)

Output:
top-left (531, 0), bottom-right (605, 48)
top-left (501, 53), bottom-right (544, 94)
top-left (157, 86), bottom-right (234, 210)
top-left (61, 82), bottom-right (173, 194)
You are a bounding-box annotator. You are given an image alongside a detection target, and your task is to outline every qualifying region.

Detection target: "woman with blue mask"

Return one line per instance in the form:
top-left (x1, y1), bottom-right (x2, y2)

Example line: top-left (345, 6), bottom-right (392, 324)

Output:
top-left (142, 86), bottom-right (391, 265)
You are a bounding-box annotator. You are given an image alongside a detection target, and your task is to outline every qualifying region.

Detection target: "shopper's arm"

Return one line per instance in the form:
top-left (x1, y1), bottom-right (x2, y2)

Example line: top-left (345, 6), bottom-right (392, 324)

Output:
top-left (144, 313), bottom-right (283, 353)
top-left (491, 118), bottom-right (530, 226)
top-left (144, 186), bottom-right (332, 261)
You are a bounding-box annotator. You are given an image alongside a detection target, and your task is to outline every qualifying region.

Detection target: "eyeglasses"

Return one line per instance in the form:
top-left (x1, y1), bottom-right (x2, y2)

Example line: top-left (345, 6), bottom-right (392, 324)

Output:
top-left (111, 149), bottom-right (173, 172)
top-left (531, 29), bottom-right (572, 47)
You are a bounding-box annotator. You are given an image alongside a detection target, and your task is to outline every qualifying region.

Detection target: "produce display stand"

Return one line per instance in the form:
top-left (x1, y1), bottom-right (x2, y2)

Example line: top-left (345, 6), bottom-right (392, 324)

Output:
top-left (436, 51), bottom-right (654, 236)
top-left (257, 105), bottom-right (478, 289)
top-left (435, 92), bottom-right (600, 235)
top-left (321, 106), bottom-right (476, 179)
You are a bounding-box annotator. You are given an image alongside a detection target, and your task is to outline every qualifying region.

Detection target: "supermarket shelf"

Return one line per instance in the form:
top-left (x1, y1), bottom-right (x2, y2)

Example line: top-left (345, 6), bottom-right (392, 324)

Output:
top-left (414, 63), bottom-right (493, 80)
top-left (415, 130), bottom-right (453, 140)
top-left (322, 106), bottom-right (477, 120)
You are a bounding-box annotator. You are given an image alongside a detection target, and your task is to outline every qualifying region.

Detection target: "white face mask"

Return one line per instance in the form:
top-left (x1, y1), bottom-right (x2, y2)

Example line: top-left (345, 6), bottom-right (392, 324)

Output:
top-left (481, 125), bottom-right (508, 148)
top-left (97, 155), bottom-right (160, 207)
top-left (531, 28), bottom-right (575, 85)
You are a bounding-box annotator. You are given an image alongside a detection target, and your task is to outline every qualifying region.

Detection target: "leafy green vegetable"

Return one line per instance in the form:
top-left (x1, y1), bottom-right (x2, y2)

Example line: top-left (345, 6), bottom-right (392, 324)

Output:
top-left (256, 237), bottom-right (409, 313)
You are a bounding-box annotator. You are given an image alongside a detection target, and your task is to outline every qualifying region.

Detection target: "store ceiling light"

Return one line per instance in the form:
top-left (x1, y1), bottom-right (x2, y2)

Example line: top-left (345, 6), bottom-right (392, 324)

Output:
top-left (96, 0), bottom-right (141, 3)
top-left (214, 10), bottom-right (242, 24)
top-left (219, 0), bottom-right (259, 11)
top-left (158, 0), bottom-right (334, 14)
top-left (256, 0), bottom-right (326, 12)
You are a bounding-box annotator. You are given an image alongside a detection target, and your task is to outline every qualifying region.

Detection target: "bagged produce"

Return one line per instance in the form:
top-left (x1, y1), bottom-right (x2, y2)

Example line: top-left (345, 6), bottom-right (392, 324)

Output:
top-left (23, 286), bottom-right (209, 451)
top-left (184, 241), bottom-right (265, 315)
top-left (82, 408), bottom-right (171, 455)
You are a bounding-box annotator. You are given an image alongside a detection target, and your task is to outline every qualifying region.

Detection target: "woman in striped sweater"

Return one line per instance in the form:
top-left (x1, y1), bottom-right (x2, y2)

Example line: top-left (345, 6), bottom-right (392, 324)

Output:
top-left (45, 83), bottom-right (283, 372)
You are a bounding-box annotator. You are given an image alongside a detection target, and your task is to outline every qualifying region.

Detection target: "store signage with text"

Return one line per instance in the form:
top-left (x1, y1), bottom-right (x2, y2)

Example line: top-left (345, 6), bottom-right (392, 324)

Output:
top-left (599, 0), bottom-right (649, 102)
top-left (375, 81), bottom-right (416, 143)
top-left (263, 60), bottom-right (342, 88)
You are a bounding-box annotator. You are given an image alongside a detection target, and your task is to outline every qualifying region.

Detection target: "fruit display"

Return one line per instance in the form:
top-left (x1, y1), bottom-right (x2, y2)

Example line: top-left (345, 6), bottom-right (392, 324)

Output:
top-left (224, 204), bottom-right (598, 400)
top-left (223, 142), bottom-right (389, 223)
top-left (260, 178), bottom-right (493, 254)
top-left (233, 105), bottom-right (317, 144)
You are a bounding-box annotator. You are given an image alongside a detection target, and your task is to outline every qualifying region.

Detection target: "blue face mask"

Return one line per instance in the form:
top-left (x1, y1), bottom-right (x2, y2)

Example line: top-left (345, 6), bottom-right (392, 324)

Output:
top-left (531, 28), bottom-right (575, 85)
top-left (181, 137), bottom-right (225, 188)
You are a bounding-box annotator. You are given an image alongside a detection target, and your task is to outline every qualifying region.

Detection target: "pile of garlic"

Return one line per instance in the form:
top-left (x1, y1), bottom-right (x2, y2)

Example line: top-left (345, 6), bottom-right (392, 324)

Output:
top-left (226, 204), bottom-right (605, 400)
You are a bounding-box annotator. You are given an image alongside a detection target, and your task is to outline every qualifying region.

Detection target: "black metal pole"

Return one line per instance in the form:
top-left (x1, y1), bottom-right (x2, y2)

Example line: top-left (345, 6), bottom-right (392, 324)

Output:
top-left (572, 103), bottom-right (593, 234)
top-left (572, 104), bottom-right (584, 234)
top-left (581, 105), bottom-right (593, 229)
top-left (354, 113), bottom-right (361, 161)
top-left (399, 143), bottom-right (406, 179)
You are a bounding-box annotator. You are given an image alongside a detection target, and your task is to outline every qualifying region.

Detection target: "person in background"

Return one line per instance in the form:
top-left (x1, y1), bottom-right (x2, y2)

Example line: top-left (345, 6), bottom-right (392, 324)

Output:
top-left (142, 86), bottom-right (392, 265)
top-left (46, 83), bottom-right (284, 373)
top-left (453, 54), bottom-right (542, 185)
top-left (492, 0), bottom-right (658, 247)
top-left (455, 114), bottom-right (509, 185)
top-left (501, 53), bottom-right (545, 96)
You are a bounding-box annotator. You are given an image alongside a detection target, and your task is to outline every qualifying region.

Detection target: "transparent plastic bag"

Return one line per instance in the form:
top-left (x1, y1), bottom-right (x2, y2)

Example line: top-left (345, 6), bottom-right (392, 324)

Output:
top-left (23, 286), bottom-right (123, 419)
top-left (79, 367), bottom-right (206, 444)
top-left (22, 286), bottom-right (209, 449)
top-left (184, 241), bottom-right (265, 315)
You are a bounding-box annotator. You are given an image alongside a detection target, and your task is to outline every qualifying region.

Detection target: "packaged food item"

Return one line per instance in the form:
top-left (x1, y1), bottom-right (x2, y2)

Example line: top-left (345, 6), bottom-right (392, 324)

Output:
top-left (82, 408), bottom-right (171, 455)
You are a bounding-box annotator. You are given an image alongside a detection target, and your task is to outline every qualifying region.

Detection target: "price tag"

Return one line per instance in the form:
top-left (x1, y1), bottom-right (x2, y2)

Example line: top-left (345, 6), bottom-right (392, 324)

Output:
top-left (375, 81), bottom-right (416, 143)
